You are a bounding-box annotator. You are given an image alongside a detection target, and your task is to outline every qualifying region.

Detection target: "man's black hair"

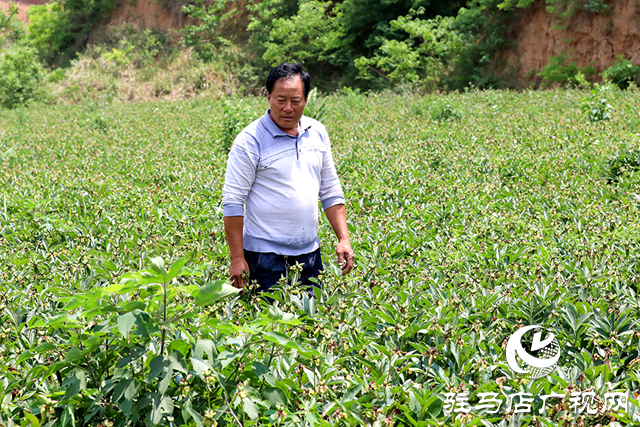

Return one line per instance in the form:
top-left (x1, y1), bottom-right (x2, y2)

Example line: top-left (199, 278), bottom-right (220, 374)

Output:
top-left (266, 62), bottom-right (311, 97)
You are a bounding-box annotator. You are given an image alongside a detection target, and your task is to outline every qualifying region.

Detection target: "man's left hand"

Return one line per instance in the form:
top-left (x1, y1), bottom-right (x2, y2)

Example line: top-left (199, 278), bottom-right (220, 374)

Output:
top-left (336, 239), bottom-right (354, 275)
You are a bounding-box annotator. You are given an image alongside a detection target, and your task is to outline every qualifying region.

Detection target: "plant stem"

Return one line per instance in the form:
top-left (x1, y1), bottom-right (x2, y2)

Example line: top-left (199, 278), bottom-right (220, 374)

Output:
top-left (161, 281), bottom-right (168, 354)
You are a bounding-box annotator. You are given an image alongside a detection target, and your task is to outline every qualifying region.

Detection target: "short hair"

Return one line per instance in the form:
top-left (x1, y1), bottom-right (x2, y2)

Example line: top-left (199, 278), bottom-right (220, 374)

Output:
top-left (266, 62), bottom-right (311, 98)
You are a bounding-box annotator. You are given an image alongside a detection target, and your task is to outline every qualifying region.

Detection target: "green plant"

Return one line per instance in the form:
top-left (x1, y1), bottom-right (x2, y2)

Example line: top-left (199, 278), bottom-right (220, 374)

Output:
top-left (431, 103), bottom-right (460, 121)
top-left (181, 0), bottom-right (238, 62)
top-left (2, 91), bottom-right (640, 425)
top-left (0, 46), bottom-right (48, 109)
top-left (0, 3), bottom-right (24, 44)
top-left (603, 55), bottom-right (640, 90)
top-left (607, 148), bottom-right (640, 182)
top-left (26, 2), bottom-right (73, 63)
top-left (218, 98), bottom-right (260, 152)
top-left (26, 0), bottom-right (115, 65)
top-left (581, 83), bottom-right (613, 122)
top-left (537, 51), bottom-right (596, 87)
top-left (304, 87), bottom-right (328, 122)
top-left (355, 12), bottom-right (462, 90)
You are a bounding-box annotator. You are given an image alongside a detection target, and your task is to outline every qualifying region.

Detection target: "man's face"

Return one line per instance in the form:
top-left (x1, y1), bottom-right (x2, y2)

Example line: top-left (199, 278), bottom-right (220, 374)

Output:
top-left (267, 75), bottom-right (307, 135)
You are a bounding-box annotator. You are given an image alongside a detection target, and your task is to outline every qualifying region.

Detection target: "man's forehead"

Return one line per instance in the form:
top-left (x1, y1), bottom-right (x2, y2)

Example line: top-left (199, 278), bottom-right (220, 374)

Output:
top-left (273, 75), bottom-right (303, 91)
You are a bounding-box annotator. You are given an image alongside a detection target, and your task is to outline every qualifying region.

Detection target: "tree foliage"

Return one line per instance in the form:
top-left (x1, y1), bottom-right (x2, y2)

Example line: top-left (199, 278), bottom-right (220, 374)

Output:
top-left (0, 46), bottom-right (48, 109)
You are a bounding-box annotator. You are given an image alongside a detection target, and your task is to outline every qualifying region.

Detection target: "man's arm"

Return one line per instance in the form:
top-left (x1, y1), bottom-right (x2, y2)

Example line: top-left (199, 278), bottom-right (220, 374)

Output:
top-left (324, 203), bottom-right (354, 275)
top-left (224, 216), bottom-right (249, 289)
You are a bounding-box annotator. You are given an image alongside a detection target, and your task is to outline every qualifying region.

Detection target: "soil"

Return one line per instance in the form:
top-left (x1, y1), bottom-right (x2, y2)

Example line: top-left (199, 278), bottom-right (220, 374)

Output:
top-left (106, 0), bottom-right (194, 31)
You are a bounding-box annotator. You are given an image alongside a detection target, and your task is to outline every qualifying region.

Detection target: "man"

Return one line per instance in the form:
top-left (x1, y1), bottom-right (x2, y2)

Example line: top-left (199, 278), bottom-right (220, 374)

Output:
top-left (222, 62), bottom-right (354, 295)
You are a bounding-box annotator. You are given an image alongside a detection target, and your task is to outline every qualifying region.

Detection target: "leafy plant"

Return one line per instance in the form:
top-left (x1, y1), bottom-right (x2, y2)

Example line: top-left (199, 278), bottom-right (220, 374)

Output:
top-left (2, 90), bottom-right (640, 425)
top-left (603, 55), bottom-right (640, 90)
top-left (303, 88), bottom-right (328, 123)
top-left (218, 98), bottom-right (260, 153)
top-left (181, 0), bottom-right (238, 63)
top-left (607, 148), bottom-right (640, 182)
top-left (0, 46), bottom-right (48, 109)
top-left (581, 83), bottom-right (613, 122)
top-left (355, 13), bottom-right (462, 90)
top-left (537, 51), bottom-right (596, 87)
top-left (0, 3), bottom-right (24, 45)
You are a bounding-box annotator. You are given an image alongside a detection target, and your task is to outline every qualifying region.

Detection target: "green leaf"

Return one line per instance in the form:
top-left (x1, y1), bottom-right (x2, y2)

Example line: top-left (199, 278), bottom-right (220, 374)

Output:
top-left (262, 331), bottom-right (321, 357)
top-left (17, 350), bottom-right (35, 363)
top-left (23, 413), bottom-right (40, 427)
top-left (158, 368), bottom-right (173, 394)
top-left (194, 339), bottom-right (215, 360)
top-left (148, 355), bottom-right (169, 381)
top-left (342, 384), bottom-right (362, 402)
top-left (191, 356), bottom-right (213, 378)
top-left (194, 280), bottom-right (240, 306)
top-left (262, 388), bottom-right (286, 407)
top-left (186, 408), bottom-right (204, 427)
top-left (426, 396), bottom-right (443, 418)
top-left (243, 398), bottom-right (259, 420)
top-left (64, 348), bottom-right (88, 363)
top-left (63, 369), bottom-right (87, 400)
top-left (148, 393), bottom-right (173, 426)
top-left (150, 256), bottom-right (167, 281)
top-left (117, 312), bottom-right (137, 338)
top-left (60, 405), bottom-right (75, 427)
top-left (167, 256), bottom-right (187, 281)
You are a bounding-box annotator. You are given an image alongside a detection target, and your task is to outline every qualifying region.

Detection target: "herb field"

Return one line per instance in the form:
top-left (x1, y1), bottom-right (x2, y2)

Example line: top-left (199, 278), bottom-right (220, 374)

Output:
top-left (1, 88), bottom-right (640, 427)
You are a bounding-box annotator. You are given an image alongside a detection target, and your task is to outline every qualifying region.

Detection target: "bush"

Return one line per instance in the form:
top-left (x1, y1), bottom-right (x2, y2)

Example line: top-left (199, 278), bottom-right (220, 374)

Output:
top-left (0, 3), bottom-right (24, 44)
top-left (26, 0), bottom-right (115, 65)
top-left (603, 55), bottom-right (640, 90)
top-left (537, 51), bottom-right (596, 87)
top-left (0, 46), bottom-right (48, 109)
top-left (607, 148), bottom-right (640, 182)
top-left (580, 83), bottom-right (613, 122)
top-left (26, 3), bottom-right (73, 64)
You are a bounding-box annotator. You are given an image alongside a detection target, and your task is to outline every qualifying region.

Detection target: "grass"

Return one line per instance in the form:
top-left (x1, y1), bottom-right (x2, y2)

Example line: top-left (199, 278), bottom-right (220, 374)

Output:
top-left (1, 87), bottom-right (640, 426)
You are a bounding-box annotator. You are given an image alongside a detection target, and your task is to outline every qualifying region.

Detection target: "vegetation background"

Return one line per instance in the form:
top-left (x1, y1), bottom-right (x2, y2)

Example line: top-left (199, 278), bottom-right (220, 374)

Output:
top-left (1, 0), bottom-right (640, 107)
top-left (2, 0), bottom-right (640, 426)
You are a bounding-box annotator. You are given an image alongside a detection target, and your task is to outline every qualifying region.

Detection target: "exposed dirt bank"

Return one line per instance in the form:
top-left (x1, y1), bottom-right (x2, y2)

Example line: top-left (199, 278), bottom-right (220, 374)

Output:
top-left (502, 0), bottom-right (640, 85)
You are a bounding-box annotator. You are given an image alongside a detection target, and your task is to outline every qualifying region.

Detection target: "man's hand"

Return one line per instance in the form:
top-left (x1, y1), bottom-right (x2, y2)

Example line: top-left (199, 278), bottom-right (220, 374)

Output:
top-left (336, 239), bottom-right (354, 275)
top-left (229, 256), bottom-right (250, 290)
top-left (324, 204), bottom-right (355, 276)
top-left (224, 215), bottom-right (247, 290)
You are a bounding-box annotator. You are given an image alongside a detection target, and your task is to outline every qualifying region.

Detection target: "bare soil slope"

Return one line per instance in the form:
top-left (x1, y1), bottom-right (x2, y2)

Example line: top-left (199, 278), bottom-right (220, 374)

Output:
top-left (502, 0), bottom-right (640, 85)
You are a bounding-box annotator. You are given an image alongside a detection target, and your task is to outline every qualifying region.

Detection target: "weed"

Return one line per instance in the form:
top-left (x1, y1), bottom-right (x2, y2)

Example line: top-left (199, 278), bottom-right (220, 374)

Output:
top-left (581, 84), bottom-right (613, 122)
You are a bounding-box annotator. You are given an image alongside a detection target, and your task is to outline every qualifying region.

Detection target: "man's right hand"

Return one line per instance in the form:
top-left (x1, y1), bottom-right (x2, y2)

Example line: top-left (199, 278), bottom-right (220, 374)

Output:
top-left (229, 257), bottom-right (250, 290)
top-left (224, 216), bottom-right (247, 290)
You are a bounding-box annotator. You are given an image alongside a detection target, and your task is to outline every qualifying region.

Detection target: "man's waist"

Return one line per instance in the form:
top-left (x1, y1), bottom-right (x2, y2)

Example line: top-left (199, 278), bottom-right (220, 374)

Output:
top-left (243, 234), bottom-right (320, 256)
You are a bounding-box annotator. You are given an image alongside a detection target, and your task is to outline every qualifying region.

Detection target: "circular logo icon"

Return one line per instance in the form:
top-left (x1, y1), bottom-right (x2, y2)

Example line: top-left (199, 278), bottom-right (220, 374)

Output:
top-left (506, 325), bottom-right (561, 379)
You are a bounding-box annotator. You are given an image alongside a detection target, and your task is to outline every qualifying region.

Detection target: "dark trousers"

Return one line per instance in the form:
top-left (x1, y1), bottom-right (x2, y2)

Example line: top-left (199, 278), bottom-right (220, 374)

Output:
top-left (244, 248), bottom-right (323, 296)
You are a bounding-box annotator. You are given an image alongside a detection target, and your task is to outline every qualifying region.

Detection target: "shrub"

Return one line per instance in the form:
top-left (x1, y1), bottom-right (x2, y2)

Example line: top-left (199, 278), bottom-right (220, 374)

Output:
top-left (603, 55), bottom-right (640, 90)
top-left (537, 51), bottom-right (596, 87)
top-left (218, 98), bottom-right (260, 152)
top-left (181, 0), bottom-right (238, 62)
top-left (304, 88), bottom-right (328, 123)
top-left (0, 46), bottom-right (48, 109)
top-left (0, 3), bottom-right (24, 44)
top-left (607, 148), bottom-right (640, 182)
top-left (580, 83), bottom-right (613, 122)
top-left (26, 2), bottom-right (73, 63)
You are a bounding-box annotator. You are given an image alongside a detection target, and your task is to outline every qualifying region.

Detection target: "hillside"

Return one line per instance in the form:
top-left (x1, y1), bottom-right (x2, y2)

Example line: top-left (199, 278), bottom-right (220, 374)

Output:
top-left (0, 0), bottom-right (44, 22)
top-left (2, 0), bottom-right (640, 99)
top-left (502, 0), bottom-right (640, 84)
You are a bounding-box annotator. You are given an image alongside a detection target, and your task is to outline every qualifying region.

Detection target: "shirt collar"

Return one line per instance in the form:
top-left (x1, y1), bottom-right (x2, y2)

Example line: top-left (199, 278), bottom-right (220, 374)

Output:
top-left (262, 109), bottom-right (313, 137)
